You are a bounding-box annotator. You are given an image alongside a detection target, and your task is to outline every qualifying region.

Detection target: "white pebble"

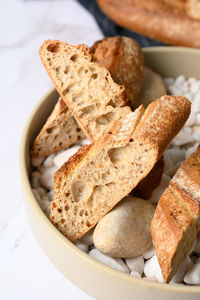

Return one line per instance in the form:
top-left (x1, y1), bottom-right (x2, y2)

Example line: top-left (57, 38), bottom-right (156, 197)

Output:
top-left (184, 261), bottom-right (200, 285)
top-left (74, 241), bottom-right (89, 253)
top-left (172, 127), bottom-right (195, 146)
top-left (193, 233), bottom-right (200, 254)
top-left (130, 271), bottom-right (141, 278)
top-left (79, 138), bottom-right (91, 146)
top-left (144, 255), bottom-right (164, 282)
top-left (163, 151), bottom-right (173, 172)
top-left (39, 167), bottom-right (56, 190)
top-left (143, 276), bottom-right (158, 282)
top-left (190, 81), bottom-right (200, 95)
top-left (89, 249), bottom-right (129, 273)
top-left (148, 174), bottom-right (171, 204)
top-left (188, 77), bottom-right (197, 86)
top-left (193, 93), bottom-right (200, 112)
top-left (196, 113), bottom-right (200, 124)
top-left (40, 196), bottom-right (51, 216)
top-left (170, 256), bottom-right (193, 284)
top-left (185, 143), bottom-right (199, 158)
top-left (192, 128), bottom-right (200, 142)
top-left (43, 154), bottom-right (55, 167)
top-left (167, 85), bottom-right (180, 96)
top-left (165, 162), bottom-right (183, 178)
top-left (47, 189), bottom-right (54, 202)
top-left (32, 188), bottom-right (41, 203)
top-left (165, 148), bottom-right (185, 165)
top-left (142, 246), bottom-right (155, 260)
top-left (31, 156), bottom-right (44, 167)
top-left (125, 255), bottom-right (144, 275)
top-left (35, 187), bottom-right (46, 198)
top-left (53, 145), bottom-right (81, 169)
top-left (30, 171), bottom-right (41, 188)
top-left (78, 228), bottom-right (94, 246)
top-left (174, 75), bottom-right (185, 86)
top-left (185, 112), bottom-right (196, 127)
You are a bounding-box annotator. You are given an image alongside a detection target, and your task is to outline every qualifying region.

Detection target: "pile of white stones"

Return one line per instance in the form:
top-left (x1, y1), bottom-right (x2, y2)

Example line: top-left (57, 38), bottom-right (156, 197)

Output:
top-left (31, 75), bottom-right (200, 285)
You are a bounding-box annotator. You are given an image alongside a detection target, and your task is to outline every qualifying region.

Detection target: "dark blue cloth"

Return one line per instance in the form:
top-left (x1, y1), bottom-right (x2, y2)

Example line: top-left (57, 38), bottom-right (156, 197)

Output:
top-left (76, 0), bottom-right (164, 47)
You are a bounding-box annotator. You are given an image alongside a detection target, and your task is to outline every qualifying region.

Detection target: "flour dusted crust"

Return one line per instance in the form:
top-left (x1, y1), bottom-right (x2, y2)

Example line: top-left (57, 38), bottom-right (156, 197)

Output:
top-left (98, 0), bottom-right (200, 48)
top-left (91, 36), bottom-right (144, 106)
top-left (50, 95), bottom-right (190, 241)
top-left (39, 40), bottom-right (129, 142)
top-left (31, 98), bottom-right (85, 157)
top-left (151, 145), bottom-right (200, 283)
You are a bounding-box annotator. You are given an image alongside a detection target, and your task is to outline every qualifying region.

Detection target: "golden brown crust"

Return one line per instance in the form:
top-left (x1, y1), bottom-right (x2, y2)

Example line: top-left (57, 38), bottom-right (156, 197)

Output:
top-left (134, 95), bottom-right (191, 160)
top-left (151, 145), bottom-right (200, 282)
top-left (91, 36), bottom-right (144, 106)
top-left (133, 156), bottom-right (164, 199)
top-left (98, 0), bottom-right (200, 48)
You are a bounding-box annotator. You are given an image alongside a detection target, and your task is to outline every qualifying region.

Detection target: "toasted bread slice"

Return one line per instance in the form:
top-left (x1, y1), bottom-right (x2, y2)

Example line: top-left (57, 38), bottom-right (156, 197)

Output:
top-left (91, 36), bottom-right (144, 106)
top-left (31, 98), bottom-right (85, 157)
top-left (151, 145), bottom-right (200, 283)
top-left (39, 40), bottom-right (130, 142)
top-left (50, 95), bottom-right (190, 241)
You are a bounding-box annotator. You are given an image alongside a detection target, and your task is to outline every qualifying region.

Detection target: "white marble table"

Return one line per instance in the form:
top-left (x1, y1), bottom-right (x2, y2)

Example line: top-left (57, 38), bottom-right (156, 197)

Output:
top-left (0, 0), bottom-right (103, 298)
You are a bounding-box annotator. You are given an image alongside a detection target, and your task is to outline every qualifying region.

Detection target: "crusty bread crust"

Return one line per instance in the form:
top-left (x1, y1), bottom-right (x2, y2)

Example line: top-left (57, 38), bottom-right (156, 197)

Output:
top-left (91, 36), bottom-right (144, 106)
top-left (39, 40), bottom-right (129, 142)
top-left (98, 0), bottom-right (200, 48)
top-left (151, 145), bottom-right (200, 283)
top-left (51, 95), bottom-right (191, 241)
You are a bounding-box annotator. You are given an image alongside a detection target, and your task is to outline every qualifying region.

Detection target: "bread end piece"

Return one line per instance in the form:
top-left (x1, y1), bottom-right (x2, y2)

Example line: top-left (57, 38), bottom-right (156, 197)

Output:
top-left (151, 145), bottom-right (200, 283)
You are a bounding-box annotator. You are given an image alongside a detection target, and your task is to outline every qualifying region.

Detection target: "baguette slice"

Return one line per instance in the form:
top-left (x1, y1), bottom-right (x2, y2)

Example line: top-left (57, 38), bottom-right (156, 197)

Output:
top-left (39, 40), bottom-right (129, 142)
top-left (31, 98), bottom-right (85, 157)
top-left (151, 145), bottom-right (200, 283)
top-left (91, 36), bottom-right (144, 106)
top-left (50, 95), bottom-right (191, 241)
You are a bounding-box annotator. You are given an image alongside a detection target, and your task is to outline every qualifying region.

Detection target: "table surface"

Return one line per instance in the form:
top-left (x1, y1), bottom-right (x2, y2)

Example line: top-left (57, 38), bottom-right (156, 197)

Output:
top-left (0, 0), bottom-right (103, 299)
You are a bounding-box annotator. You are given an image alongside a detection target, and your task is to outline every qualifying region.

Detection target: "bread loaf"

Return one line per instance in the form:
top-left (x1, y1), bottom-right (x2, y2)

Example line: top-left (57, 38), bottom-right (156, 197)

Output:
top-left (50, 95), bottom-right (190, 241)
top-left (31, 98), bottom-right (85, 157)
top-left (91, 36), bottom-right (144, 106)
top-left (151, 145), bottom-right (200, 283)
top-left (39, 40), bottom-right (130, 142)
top-left (98, 0), bottom-right (200, 48)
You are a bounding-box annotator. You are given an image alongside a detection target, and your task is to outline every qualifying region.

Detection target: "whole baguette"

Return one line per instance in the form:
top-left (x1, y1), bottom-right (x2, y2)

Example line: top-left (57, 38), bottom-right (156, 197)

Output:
top-left (31, 98), bottom-right (85, 157)
top-left (50, 95), bottom-right (191, 241)
top-left (39, 40), bottom-right (129, 142)
top-left (98, 0), bottom-right (200, 48)
top-left (151, 145), bottom-right (200, 283)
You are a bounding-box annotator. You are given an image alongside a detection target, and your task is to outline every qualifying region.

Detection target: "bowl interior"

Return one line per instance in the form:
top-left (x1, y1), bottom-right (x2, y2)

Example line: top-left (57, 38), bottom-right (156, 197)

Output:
top-left (20, 47), bottom-right (200, 299)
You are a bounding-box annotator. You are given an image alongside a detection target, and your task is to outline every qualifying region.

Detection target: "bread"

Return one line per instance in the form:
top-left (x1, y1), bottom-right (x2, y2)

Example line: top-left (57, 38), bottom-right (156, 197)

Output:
top-left (133, 155), bottom-right (164, 199)
top-left (91, 36), bottom-right (144, 107)
top-left (39, 40), bottom-right (130, 142)
top-left (98, 0), bottom-right (200, 48)
top-left (135, 67), bottom-right (166, 109)
top-left (50, 95), bottom-right (191, 241)
top-left (31, 98), bottom-right (85, 157)
top-left (151, 145), bottom-right (200, 283)
top-left (186, 0), bottom-right (200, 20)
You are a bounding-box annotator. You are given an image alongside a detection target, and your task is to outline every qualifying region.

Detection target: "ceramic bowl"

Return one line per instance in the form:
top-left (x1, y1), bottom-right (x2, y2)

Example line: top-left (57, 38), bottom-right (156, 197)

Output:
top-left (19, 47), bottom-right (200, 300)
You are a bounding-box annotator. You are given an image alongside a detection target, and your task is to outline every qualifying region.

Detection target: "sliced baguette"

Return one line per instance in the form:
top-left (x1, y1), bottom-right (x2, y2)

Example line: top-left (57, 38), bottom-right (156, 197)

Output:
top-left (39, 40), bottom-right (129, 142)
top-left (31, 98), bottom-right (85, 157)
top-left (91, 36), bottom-right (144, 106)
top-left (50, 95), bottom-right (191, 241)
top-left (151, 145), bottom-right (200, 283)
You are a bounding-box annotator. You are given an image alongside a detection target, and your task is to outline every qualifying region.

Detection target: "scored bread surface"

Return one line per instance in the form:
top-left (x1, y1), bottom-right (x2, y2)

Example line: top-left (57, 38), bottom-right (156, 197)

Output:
top-left (50, 95), bottom-right (191, 241)
top-left (151, 145), bottom-right (200, 283)
top-left (39, 40), bottom-right (129, 142)
top-left (31, 98), bottom-right (85, 157)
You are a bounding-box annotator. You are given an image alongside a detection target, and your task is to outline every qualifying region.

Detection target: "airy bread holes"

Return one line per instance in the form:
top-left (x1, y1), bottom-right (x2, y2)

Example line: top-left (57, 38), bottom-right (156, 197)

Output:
top-left (47, 43), bottom-right (60, 53)
top-left (71, 181), bottom-right (93, 203)
top-left (70, 54), bottom-right (78, 62)
top-left (91, 73), bottom-right (98, 80)
top-left (96, 112), bottom-right (115, 126)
